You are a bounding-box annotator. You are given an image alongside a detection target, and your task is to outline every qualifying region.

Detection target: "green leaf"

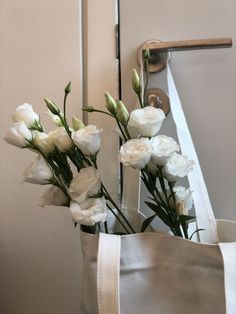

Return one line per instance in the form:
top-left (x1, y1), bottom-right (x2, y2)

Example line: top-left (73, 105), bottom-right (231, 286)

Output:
top-left (145, 201), bottom-right (173, 227)
top-left (89, 192), bottom-right (103, 199)
top-left (190, 228), bottom-right (205, 240)
top-left (178, 215), bottom-right (195, 224)
top-left (147, 196), bottom-right (156, 202)
top-left (141, 176), bottom-right (154, 195)
top-left (141, 214), bottom-right (157, 232)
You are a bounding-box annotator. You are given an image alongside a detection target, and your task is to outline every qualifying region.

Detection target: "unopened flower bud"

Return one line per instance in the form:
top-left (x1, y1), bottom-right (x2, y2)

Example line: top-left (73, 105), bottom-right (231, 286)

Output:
top-left (104, 92), bottom-right (117, 115)
top-left (64, 81), bottom-right (71, 94)
top-left (72, 116), bottom-right (85, 131)
top-left (116, 100), bottom-right (129, 126)
top-left (132, 69), bottom-right (142, 94)
top-left (82, 106), bottom-right (96, 113)
top-left (44, 98), bottom-right (60, 115)
top-left (143, 48), bottom-right (150, 60)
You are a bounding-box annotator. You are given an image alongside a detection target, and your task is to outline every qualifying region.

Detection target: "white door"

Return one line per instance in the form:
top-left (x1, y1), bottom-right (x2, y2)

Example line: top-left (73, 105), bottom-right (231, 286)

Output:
top-left (119, 0), bottom-right (236, 221)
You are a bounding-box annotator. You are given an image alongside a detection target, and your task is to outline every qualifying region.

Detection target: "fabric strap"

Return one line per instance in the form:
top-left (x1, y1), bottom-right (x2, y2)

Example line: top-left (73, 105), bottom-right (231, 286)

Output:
top-left (97, 233), bottom-right (121, 314)
top-left (166, 65), bottom-right (219, 244)
top-left (219, 243), bottom-right (236, 313)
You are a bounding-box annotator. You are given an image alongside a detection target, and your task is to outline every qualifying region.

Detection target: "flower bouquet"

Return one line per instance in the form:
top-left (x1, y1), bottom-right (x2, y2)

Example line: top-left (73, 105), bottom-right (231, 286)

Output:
top-left (4, 50), bottom-right (196, 239)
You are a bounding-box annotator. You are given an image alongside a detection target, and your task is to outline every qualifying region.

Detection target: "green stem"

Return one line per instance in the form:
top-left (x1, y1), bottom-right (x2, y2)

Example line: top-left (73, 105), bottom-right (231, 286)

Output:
top-left (173, 225), bottom-right (184, 238)
top-left (102, 183), bottom-right (135, 233)
top-left (67, 150), bottom-right (82, 171)
top-left (82, 108), bottom-right (114, 117)
top-left (31, 145), bottom-right (71, 204)
top-left (138, 93), bottom-right (144, 108)
top-left (63, 92), bottom-right (69, 119)
top-left (169, 182), bottom-right (176, 207)
top-left (53, 151), bottom-right (73, 185)
top-left (142, 169), bottom-right (168, 210)
top-left (158, 167), bottom-right (175, 222)
top-left (143, 58), bottom-right (149, 106)
top-left (90, 154), bottom-right (98, 169)
top-left (104, 221), bottom-right (109, 234)
top-left (106, 204), bottom-right (130, 234)
top-left (115, 116), bottom-right (127, 141)
top-left (123, 125), bottom-right (131, 140)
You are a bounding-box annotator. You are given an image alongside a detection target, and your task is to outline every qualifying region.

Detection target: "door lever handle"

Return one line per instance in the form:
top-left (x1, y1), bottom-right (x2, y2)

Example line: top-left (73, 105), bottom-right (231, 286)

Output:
top-left (138, 38), bottom-right (233, 73)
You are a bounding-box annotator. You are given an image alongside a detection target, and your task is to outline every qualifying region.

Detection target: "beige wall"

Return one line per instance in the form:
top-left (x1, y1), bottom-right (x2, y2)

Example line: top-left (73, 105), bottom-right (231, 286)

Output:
top-left (0, 1), bottom-right (83, 313)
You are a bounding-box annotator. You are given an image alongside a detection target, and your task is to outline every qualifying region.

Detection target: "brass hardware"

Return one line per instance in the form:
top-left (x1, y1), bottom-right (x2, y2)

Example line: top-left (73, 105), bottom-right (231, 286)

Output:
top-left (145, 88), bottom-right (170, 116)
top-left (138, 37), bottom-right (232, 73)
top-left (137, 40), bottom-right (169, 73)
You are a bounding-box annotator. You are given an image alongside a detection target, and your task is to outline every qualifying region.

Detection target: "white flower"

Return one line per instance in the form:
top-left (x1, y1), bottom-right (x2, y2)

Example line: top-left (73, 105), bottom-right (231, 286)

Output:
top-left (72, 124), bottom-right (103, 156)
top-left (33, 131), bottom-right (55, 155)
top-left (23, 155), bottom-right (53, 184)
top-left (173, 185), bottom-right (193, 216)
top-left (69, 197), bottom-right (107, 226)
top-left (128, 106), bottom-right (165, 137)
top-left (68, 167), bottom-right (101, 202)
top-left (4, 121), bottom-right (32, 148)
top-left (48, 127), bottom-right (73, 152)
top-left (118, 138), bottom-right (151, 169)
top-left (150, 135), bottom-right (179, 166)
top-left (12, 103), bottom-right (39, 127)
top-left (39, 186), bottom-right (68, 207)
top-left (164, 153), bottom-right (195, 182)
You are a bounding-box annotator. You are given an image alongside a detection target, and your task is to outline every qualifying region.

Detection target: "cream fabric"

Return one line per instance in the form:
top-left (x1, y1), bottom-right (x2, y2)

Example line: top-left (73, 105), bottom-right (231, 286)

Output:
top-left (97, 233), bottom-right (121, 314)
top-left (81, 226), bottom-right (236, 314)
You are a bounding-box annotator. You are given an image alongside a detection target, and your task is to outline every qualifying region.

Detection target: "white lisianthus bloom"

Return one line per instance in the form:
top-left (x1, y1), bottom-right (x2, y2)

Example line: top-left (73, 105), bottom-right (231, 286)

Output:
top-left (23, 155), bottom-right (53, 184)
top-left (33, 131), bottom-right (55, 155)
top-left (164, 152), bottom-right (195, 182)
top-left (4, 121), bottom-right (32, 148)
top-left (128, 106), bottom-right (165, 137)
top-left (150, 135), bottom-right (179, 166)
top-left (39, 186), bottom-right (68, 207)
top-left (69, 197), bottom-right (107, 226)
top-left (12, 103), bottom-right (39, 127)
top-left (68, 167), bottom-right (101, 202)
top-left (118, 138), bottom-right (151, 169)
top-left (48, 127), bottom-right (73, 152)
top-left (173, 186), bottom-right (193, 216)
top-left (72, 124), bottom-right (103, 156)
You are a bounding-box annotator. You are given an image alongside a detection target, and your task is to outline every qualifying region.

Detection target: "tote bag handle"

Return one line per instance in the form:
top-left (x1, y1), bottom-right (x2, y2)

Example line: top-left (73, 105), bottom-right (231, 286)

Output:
top-left (97, 233), bottom-right (121, 314)
top-left (166, 65), bottom-right (218, 243)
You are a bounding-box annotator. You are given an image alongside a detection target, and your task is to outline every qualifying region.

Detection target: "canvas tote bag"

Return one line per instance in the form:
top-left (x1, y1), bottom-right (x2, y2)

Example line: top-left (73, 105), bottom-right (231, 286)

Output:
top-left (79, 65), bottom-right (236, 314)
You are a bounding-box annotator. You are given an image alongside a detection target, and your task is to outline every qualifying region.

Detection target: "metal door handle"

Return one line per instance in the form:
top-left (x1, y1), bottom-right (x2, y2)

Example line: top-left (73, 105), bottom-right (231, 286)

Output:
top-left (138, 38), bottom-right (233, 73)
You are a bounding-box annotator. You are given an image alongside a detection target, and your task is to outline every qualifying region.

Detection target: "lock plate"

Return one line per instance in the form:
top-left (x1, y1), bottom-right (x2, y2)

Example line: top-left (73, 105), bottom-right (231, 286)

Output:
top-left (145, 88), bottom-right (170, 116)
